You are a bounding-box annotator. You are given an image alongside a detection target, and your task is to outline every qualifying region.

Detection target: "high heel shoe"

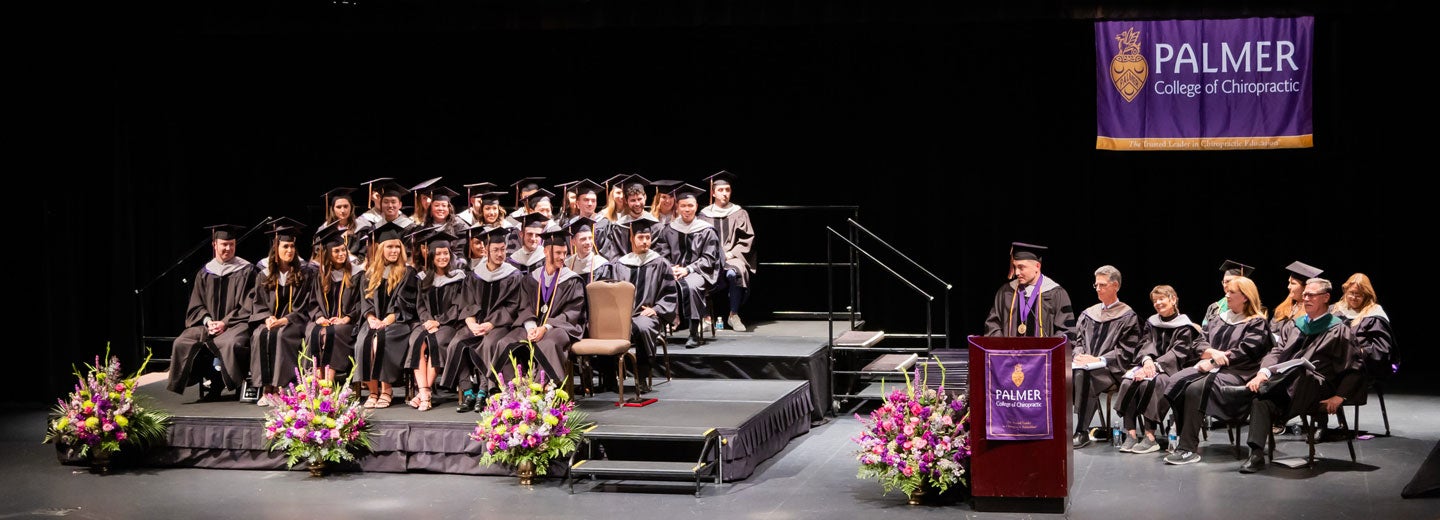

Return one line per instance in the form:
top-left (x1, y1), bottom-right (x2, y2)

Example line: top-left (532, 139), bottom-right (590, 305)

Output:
top-left (374, 391), bottom-right (393, 409)
top-left (417, 389), bottom-right (433, 412)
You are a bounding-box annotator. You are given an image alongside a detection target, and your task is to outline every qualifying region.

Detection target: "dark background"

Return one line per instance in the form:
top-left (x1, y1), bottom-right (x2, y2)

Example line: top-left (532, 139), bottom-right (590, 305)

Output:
top-left (25, 0), bottom-right (1423, 406)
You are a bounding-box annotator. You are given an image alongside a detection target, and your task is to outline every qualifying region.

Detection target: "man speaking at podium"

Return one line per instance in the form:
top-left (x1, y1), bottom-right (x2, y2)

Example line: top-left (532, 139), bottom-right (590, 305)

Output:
top-left (984, 242), bottom-right (1076, 339)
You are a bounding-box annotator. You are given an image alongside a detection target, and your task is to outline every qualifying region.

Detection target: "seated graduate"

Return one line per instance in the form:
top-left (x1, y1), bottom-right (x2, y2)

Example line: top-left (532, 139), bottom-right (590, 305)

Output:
top-left (1203, 259), bottom-right (1254, 327)
top-left (485, 223), bottom-right (586, 391)
top-left (1161, 276), bottom-right (1271, 466)
top-left (654, 184), bottom-right (721, 348)
top-left (1332, 272), bottom-right (1398, 382)
top-left (1271, 260), bottom-right (1324, 338)
top-left (405, 230), bottom-right (466, 412)
top-left (561, 179), bottom-right (610, 234)
top-left (249, 218), bottom-right (315, 406)
top-left (563, 216), bottom-right (608, 285)
top-left (443, 226), bottom-right (525, 412)
top-left (1069, 265), bottom-right (1142, 449)
top-left (507, 212), bottom-right (549, 276)
top-left (167, 224), bottom-right (258, 400)
top-left (1229, 277), bottom-right (1363, 473)
top-left (597, 174), bottom-right (654, 261)
top-left (306, 224), bottom-right (364, 383)
top-left (698, 170), bottom-right (757, 332)
top-left (419, 186), bottom-right (470, 268)
top-left (505, 177), bottom-right (547, 225)
top-left (594, 214), bottom-right (679, 392)
top-left (354, 222), bottom-right (419, 409)
top-left (407, 176), bottom-right (444, 225)
top-left (648, 179), bottom-right (682, 225)
top-left (1115, 285), bottom-right (1203, 455)
top-left (354, 177), bottom-right (393, 235)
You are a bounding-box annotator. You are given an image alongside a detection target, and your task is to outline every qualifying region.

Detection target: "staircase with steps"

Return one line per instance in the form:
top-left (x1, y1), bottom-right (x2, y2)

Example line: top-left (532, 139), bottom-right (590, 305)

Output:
top-left (567, 424), bottom-right (724, 497)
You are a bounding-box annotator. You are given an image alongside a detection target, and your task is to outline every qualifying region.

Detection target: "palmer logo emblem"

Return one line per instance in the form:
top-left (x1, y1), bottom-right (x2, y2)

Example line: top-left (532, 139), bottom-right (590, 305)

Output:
top-left (1110, 27), bottom-right (1147, 103)
top-left (1011, 364), bottom-right (1025, 387)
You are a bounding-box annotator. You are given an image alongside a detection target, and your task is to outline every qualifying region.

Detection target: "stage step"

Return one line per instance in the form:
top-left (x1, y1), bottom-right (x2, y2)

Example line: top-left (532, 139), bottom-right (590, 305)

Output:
top-left (833, 330), bottom-right (885, 348)
top-left (567, 424), bottom-right (724, 497)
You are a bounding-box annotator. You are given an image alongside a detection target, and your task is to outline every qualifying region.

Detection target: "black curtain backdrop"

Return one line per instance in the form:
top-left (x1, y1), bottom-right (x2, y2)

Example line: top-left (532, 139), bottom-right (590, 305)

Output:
top-left (28, 0), bottom-right (1422, 407)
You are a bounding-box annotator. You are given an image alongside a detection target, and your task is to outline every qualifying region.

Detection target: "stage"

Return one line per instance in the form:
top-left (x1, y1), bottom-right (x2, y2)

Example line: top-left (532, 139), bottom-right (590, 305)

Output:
top-left (71, 320), bottom-right (832, 481)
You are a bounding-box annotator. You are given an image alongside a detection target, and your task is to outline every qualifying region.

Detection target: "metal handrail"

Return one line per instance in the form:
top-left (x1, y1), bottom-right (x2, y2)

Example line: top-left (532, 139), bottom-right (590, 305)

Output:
top-left (826, 226), bottom-right (934, 353)
top-left (846, 218), bottom-right (953, 349)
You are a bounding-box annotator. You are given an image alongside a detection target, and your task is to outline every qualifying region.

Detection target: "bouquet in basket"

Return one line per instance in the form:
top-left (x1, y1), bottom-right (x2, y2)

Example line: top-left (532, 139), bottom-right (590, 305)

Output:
top-left (262, 352), bottom-right (374, 469)
top-left (470, 342), bottom-right (591, 475)
top-left (44, 346), bottom-right (171, 461)
top-left (853, 363), bottom-right (972, 499)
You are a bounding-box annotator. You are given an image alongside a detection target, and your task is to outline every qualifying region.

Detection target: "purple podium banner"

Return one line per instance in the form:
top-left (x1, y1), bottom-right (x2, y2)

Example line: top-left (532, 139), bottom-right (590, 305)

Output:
top-left (984, 348), bottom-right (1053, 440)
top-left (1095, 17), bottom-right (1313, 151)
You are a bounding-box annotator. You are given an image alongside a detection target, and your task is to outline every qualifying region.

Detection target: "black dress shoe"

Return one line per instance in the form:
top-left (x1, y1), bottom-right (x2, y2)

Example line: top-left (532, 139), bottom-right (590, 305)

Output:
top-left (1072, 432), bottom-right (1092, 449)
top-left (455, 393), bottom-right (476, 413)
top-left (1239, 452), bottom-right (1267, 473)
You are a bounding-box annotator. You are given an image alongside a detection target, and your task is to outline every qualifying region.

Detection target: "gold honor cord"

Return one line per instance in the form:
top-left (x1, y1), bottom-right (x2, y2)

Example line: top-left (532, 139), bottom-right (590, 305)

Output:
top-left (535, 274), bottom-right (558, 326)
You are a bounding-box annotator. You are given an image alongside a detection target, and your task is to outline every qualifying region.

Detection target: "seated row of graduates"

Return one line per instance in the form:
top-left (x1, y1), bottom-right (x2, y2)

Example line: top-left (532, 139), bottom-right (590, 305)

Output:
top-left (166, 193), bottom-right (724, 412)
top-left (1057, 262), bottom-right (1393, 470)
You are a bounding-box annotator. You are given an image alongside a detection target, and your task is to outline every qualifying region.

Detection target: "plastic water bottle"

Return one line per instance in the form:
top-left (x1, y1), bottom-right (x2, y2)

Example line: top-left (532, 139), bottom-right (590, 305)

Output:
top-left (1166, 419), bottom-right (1178, 452)
top-left (715, 320), bottom-right (724, 331)
top-left (1112, 426), bottom-right (1122, 447)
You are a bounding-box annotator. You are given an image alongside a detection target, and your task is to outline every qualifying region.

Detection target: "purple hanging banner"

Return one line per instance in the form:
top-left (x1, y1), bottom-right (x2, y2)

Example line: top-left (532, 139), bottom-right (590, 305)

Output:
top-left (984, 348), bottom-right (1053, 440)
top-left (1095, 17), bottom-right (1313, 151)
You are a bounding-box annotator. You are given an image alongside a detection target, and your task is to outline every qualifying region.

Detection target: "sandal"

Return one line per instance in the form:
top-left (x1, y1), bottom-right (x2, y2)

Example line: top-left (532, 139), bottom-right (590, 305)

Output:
top-left (417, 389), bottom-right (433, 412)
top-left (407, 393), bottom-right (422, 409)
top-left (374, 392), bottom-right (393, 409)
top-left (363, 394), bottom-right (379, 408)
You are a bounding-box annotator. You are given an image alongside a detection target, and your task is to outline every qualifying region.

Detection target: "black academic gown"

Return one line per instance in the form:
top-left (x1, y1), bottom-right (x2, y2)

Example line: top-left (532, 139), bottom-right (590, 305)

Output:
top-left (1201, 298), bottom-right (1226, 327)
top-left (305, 263), bottom-right (364, 377)
top-left (1162, 312), bottom-right (1271, 452)
top-left (167, 257), bottom-right (257, 394)
top-left (1336, 305), bottom-right (1398, 380)
top-left (699, 205), bottom-right (756, 288)
top-left (440, 261), bottom-right (525, 390)
top-left (354, 266), bottom-right (419, 383)
top-left (595, 251), bottom-right (679, 364)
top-left (1070, 302), bottom-right (1142, 433)
top-left (595, 216), bottom-right (631, 261)
top-left (249, 263), bottom-right (316, 388)
top-left (1117, 313), bottom-right (1204, 428)
top-left (406, 269), bottom-right (466, 370)
top-left (487, 267), bottom-right (587, 387)
top-left (655, 219), bottom-right (722, 321)
top-left (507, 246), bottom-right (546, 277)
top-left (983, 275), bottom-right (1077, 338)
top-left (1257, 314), bottom-right (1364, 414)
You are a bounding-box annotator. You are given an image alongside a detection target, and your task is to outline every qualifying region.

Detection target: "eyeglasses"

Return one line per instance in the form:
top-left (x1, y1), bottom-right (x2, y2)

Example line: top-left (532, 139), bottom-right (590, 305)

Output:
top-left (1092, 282), bottom-right (1115, 289)
top-left (1300, 292), bottom-right (1328, 299)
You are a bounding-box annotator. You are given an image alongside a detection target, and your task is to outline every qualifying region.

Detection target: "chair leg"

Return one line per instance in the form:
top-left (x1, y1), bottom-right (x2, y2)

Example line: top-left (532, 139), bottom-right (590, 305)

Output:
top-left (662, 341), bottom-right (673, 383)
top-left (1377, 385), bottom-right (1390, 436)
top-left (1336, 409), bottom-right (1357, 462)
top-left (1301, 415), bottom-right (1316, 467)
top-left (615, 355), bottom-right (626, 406)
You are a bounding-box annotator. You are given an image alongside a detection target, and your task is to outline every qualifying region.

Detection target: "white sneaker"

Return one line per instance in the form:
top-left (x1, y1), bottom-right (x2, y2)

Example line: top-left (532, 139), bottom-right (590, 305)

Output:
top-left (728, 314), bottom-right (747, 332)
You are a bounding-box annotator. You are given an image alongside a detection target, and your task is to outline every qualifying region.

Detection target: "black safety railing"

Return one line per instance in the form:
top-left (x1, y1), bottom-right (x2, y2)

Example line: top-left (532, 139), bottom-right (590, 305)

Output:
top-left (844, 218), bottom-right (953, 349)
top-left (746, 205), bottom-right (862, 321)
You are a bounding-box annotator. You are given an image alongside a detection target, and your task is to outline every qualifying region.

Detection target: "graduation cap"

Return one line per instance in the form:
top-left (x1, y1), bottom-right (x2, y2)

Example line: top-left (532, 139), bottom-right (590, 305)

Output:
top-left (404, 224), bottom-right (442, 245)
top-left (567, 216), bottom-right (596, 236)
top-left (571, 179), bottom-right (604, 198)
top-left (427, 186), bottom-right (462, 207)
top-left (314, 222), bottom-right (348, 249)
top-left (475, 191), bottom-right (507, 207)
top-left (204, 223), bottom-right (246, 241)
top-left (264, 216), bottom-right (306, 243)
top-left (615, 173), bottom-right (650, 193)
top-left (375, 180), bottom-right (409, 200)
top-left (540, 226), bottom-right (570, 248)
top-left (423, 230), bottom-right (460, 251)
top-left (409, 176), bottom-right (444, 193)
top-left (650, 179), bottom-right (683, 196)
top-left (520, 211), bottom-right (551, 231)
top-left (601, 173), bottom-right (629, 190)
top-left (670, 183), bottom-right (706, 202)
top-left (323, 187), bottom-right (357, 206)
top-left (555, 179), bottom-right (581, 193)
top-left (371, 221), bottom-right (408, 244)
top-left (627, 213), bottom-right (661, 236)
top-left (523, 187), bottom-right (557, 209)
top-left (1010, 241), bottom-right (1047, 262)
top-left (360, 177), bottom-right (395, 207)
top-left (464, 182), bottom-right (499, 204)
top-left (511, 177), bottom-right (547, 205)
top-left (1285, 260), bottom-right (1323, 281)
top-left (704, 170), bottom-right (737, 188)
top-left (473, 225), bottom-right (510, 245)
top-left (1219, 259), bottom-right (1255, 278)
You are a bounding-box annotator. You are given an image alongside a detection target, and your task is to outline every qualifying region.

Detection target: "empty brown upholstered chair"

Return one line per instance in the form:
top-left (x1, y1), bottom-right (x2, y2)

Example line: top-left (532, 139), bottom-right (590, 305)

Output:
top-left (570, 280), bottom-right (638, 405)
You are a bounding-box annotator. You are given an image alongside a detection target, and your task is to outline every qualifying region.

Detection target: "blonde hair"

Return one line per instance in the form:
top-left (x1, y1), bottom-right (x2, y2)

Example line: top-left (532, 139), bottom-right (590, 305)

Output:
top-left (1150, 284), bottom-right (1177, 303)
top-left (1338, 272), bottom-right (1379, 326)
top-left (364, 239), bottom-right (410, 299)
top-left (1229, 276), bottom-right (1268, 320)
top-left (1272, 275), bottom-right (1305, 323)
top-left (602, 185), bottom-right (624, 221)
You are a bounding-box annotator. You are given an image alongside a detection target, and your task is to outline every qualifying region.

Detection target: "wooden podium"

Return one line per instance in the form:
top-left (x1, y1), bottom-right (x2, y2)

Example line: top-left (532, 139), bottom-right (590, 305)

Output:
top-left (966, 335), bottom-right (1071, 513)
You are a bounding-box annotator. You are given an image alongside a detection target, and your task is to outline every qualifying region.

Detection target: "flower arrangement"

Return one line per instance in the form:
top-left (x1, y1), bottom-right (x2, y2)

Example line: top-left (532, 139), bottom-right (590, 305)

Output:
top-left (853, 363), bottom-right (971, 501)
top-left (44, 346), bottom-right (171, 464)
top-left (262, 352), bottom-right (374, 470)
top-left (470, 342), bottom-right (591, 478)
